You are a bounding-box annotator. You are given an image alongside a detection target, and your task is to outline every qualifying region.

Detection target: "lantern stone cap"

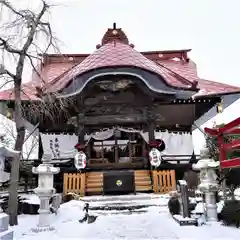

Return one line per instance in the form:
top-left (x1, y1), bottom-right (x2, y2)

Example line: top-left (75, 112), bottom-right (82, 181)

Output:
top-left (192, 159), bottom-right (219, 170)
top-left (32, 165), bottom-right (60, 174)
top-left (198, 182), bottom-right (218, 191)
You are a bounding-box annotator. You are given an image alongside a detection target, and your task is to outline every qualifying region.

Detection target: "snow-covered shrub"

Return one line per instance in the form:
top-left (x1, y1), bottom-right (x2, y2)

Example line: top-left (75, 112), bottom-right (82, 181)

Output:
top-left (220, 200), bottom-right (240, 227)
top-left (234, 188), bottom-right (240, 200)
top-left (168, 196), bottom-right (180, 215)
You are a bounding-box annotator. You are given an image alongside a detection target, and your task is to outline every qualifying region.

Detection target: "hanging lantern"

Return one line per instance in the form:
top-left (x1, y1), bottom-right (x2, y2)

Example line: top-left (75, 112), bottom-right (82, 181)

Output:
top-left (74, 151), bottom-right (87, 170)
top-left (149, 139), bottom-right (165, 152)
top-left (216, 100), bottom-right (223, 113)
top-left (149, 148), bottom-right (161, 167)
top-left (74, 143), bottom-right (85, 151)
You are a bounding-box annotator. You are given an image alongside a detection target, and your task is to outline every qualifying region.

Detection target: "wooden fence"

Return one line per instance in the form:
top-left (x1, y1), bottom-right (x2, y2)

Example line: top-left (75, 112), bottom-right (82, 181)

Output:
top-left (152, 170), bottom-right (176, 194)
top-left (63, 173), bottom-right (86, 195)
top-left (63, 170), bottom-right (176, 196)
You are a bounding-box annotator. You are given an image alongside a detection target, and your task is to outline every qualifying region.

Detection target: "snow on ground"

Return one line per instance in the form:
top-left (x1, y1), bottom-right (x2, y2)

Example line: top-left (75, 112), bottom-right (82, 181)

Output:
top-left (10, 194), bottom-right (240, 240)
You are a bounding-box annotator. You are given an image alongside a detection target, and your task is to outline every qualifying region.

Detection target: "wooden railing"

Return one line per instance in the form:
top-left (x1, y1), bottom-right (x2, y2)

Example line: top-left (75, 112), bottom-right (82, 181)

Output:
top-left (152, 170), bottom-right (176, 194)
top-left (63, 170), bottom-right (176, 196)
top-left (63, 173), bottom-right (86, 195)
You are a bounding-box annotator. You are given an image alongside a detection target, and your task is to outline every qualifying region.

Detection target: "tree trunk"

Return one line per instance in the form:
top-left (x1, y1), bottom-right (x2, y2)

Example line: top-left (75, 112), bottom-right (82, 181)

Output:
top-left (8, 81), bottom-right (25, 226)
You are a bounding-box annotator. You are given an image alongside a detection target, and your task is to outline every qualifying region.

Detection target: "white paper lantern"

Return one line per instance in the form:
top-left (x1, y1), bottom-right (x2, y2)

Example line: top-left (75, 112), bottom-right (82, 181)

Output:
top-left (74, 151), bottom-right (87, 170)
top-left (149, 148), bottom-right (161, 167)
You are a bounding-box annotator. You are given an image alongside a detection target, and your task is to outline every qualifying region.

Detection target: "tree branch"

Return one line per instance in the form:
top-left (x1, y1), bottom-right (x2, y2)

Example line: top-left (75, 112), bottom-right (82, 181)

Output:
top-left (26, 54), bottom-right (46, 84)
top-left (0, 79), bottom-right (14, 89)
top-left (0, 65), bottom-right (16, 79)
top-left (0, 0), bottom-right (25, 18)
top-left (0, 38), bottom-right (22, 54)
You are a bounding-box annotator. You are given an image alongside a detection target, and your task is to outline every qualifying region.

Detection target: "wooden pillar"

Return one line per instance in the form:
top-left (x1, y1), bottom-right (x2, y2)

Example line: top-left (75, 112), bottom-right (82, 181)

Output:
top-left (148, 122), bottom-right (155, 142)
top-left (147, 107), bottom-right (156, 171)
top-left (101, 141), bottom-right (104, 162)
top-left (147, 107), bottom-right (156, 141)
top-left (142, 140), bottom-right (146, 157)
top-left (87, 139), bottom-right (91, 158)
top-left (114, 130), bottom-right (118, 163)
top-left (129, 134), bottom-right (132, 161)
top-left (77, 113), bottom-right (85, 145)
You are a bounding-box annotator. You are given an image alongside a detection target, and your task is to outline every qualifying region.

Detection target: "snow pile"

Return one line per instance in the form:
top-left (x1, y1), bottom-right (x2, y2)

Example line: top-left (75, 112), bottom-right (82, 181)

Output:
top-left (11, 196), bottom-right (240, 240)
top-left (21, 194), bottom-right (40, 205)
top-left (192, 201), bottom-right (224, 214)
top-left (234, 188), bottom-right (240, 200)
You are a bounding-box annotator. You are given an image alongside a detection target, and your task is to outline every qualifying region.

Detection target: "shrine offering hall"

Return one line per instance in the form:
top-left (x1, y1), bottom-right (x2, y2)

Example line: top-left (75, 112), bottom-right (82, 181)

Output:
top-left (0, 24), bottom-right (239, 196)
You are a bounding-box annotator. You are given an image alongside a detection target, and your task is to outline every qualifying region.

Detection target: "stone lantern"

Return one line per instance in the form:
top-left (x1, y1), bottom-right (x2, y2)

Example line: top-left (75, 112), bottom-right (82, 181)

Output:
top-left (192, 147), bottom-right (219, 222)
top-left (31, 154), bottom-right (60, 232)
top-left (0, 142), bottom-right (19, 239)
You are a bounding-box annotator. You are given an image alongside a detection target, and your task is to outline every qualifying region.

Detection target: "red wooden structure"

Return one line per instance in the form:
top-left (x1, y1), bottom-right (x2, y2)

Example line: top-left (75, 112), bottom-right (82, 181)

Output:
top-left (205, 117), bottom-right (240, 169)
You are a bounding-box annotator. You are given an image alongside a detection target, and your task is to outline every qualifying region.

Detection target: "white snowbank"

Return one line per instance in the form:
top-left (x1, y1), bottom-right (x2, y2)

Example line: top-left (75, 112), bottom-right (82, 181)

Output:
top-left (234, 188), bottom-right (240, 200)
top-left (12, 196), bottom-right (240, 240)
top-left (192, 200), bottom-right (224, 214)
top-left (21, 194), bottom-right (40, 205)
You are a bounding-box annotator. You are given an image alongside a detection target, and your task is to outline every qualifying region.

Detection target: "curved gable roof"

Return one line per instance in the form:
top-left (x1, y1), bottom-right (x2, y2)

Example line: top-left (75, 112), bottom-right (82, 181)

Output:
top-left (43, 41), bottom-right (196, 93)
top-left (0, 25), bottom-right (239, 100)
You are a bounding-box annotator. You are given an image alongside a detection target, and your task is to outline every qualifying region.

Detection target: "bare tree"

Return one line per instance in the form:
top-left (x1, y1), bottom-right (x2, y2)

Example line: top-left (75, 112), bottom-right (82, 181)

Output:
top-left (0, 115), bottom-right (39, 160)
top-left (0, 0), bottom-right (59, 225)
top-left (0, 117), bottom-right (39, 191)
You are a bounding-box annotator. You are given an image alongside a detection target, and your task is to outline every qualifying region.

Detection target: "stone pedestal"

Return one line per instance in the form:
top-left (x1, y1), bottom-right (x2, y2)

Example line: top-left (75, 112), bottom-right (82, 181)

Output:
top-left (31, 154), bottom-right (60, 233)
top-left (193, 147), bottom-right (219, 222)
top-left (205, 192), bottom-right (217, 221)
top-left (0, 213), bottom-right (13, 240)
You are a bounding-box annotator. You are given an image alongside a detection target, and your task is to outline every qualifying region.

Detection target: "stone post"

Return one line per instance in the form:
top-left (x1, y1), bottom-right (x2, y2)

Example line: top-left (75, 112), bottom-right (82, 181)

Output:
top-left (0, 211), bottom-right (13, 240)
top-left (177, 180), bottom-right (190, 218)
top-left (192, 147), bottom-right (219, 222)
top-left (0, 141), bottom-right (19, 240)
top-left (31, 154), bottom-right (60, 232)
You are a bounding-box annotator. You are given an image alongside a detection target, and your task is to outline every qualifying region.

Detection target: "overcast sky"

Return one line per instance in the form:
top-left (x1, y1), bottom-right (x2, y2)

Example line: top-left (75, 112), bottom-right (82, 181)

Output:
top-left (47, 0), bottom-right (240, 87)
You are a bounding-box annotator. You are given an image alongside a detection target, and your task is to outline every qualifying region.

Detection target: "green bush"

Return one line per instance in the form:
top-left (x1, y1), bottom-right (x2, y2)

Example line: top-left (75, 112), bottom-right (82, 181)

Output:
top-left (220, 200), bottom-right (240, 227)
top-left (168, 196), bottom-right (180, 215)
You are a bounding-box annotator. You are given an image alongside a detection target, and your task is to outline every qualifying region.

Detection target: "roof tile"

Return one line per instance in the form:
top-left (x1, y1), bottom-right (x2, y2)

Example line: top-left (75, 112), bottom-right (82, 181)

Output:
top-left (44, 42), bottom-right (194, 93)
top-left (0, 35), bottom-right (239, 100)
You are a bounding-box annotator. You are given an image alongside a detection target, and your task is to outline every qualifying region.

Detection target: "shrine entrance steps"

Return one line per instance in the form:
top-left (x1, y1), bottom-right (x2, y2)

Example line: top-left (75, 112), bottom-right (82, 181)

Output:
top-left (134, 170), bottom-right (152, 192)
top-left (63, 170), bottom-right (176, 196)
top-left (86, 172), bottom-right (103, 194)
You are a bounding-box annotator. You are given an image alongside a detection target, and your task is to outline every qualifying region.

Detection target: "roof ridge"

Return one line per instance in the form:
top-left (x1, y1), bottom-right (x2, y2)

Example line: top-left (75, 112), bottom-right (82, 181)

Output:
top-left (40, 62), bottom-right (80, 92)
top-left (155, 61), bottom-right (198, 88)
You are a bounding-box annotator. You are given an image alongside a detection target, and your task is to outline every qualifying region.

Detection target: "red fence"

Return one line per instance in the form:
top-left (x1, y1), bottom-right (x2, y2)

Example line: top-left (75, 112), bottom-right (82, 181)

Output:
top-left (205, 117), bottom-right (240, 169)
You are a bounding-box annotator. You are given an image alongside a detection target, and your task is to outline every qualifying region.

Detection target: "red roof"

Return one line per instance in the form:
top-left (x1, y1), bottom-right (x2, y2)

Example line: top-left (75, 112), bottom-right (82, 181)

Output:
top-left (0, 25), bottom-right (239, 100)
top-left (43, 42), bottom-right (196, 93)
